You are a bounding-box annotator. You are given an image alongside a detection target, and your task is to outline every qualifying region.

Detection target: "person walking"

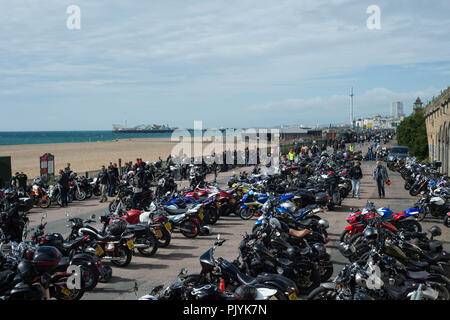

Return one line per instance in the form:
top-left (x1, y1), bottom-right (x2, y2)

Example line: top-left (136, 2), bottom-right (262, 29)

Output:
top-left (349, 161), bottom-right (363, 199)
top-left (288, 148), bottom-right (296, 161)
top-left (131, 168), bottom-right (144, 209)
top-left (97, 166), bottom-right (109, 203)
top-left (58, 169), bottom-right (69, 207)
top-left (10, 172), bottom-right (19, 191)
top-left (373, 161), bottom-right (389, 199)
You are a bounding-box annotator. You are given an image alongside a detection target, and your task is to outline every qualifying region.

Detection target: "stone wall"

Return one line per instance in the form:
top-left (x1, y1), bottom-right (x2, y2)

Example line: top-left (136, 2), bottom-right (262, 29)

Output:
top-left (424, 87), bottom-right (450, 175)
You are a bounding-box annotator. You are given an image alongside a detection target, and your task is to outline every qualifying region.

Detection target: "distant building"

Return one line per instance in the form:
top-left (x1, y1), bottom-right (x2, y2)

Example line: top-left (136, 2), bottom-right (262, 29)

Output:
top-left (391, 102), bottom-right (404, 119)
top-left (355, 114), bottom-right (403, 130)
top-left (424, 87), bottom-right (450, 175)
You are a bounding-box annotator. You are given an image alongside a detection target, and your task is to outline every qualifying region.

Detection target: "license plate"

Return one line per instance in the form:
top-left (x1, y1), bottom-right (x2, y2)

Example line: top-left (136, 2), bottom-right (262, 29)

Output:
top-left (61, 287), bottom-right (71, 296)
top-left (198, 212), bottom-right (204, 220)
top-left (95, 245), bottom-right (104, 256)
top-left (289, 292), bottom-right (298, 300)
top-left (164, 222), bottom-right (172, 231)
top-left (155, 229), bottom-right (163, 238)
top-left (126, 239), bottom-right (134, 249)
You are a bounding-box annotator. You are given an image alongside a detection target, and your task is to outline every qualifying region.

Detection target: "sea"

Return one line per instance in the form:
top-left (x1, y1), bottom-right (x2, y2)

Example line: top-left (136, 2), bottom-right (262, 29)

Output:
top-left (0, 130), bottom-right (241, 146)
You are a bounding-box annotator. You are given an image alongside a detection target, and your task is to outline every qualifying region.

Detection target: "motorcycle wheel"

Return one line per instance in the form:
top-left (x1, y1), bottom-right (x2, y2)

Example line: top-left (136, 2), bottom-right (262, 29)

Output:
top-left (404, 181), bottom-right (413, 190)
top-left (75, 190), bottom-right (87, 201)
top-left (82, 265), bottom-right (99, 291)
top-left (307, 286), bottom-right (336, 300)
top-left (238, 207), bottom-right (254, 220)
top-left (156, 227), bottom-right (172, 248)
top-left (85, 189), bottom-right (93, 199)
top-left (180, 219), bottom-right (200, 238)
top-left (339, 229), bottom-right (354, 243)
top-left (319, 262), bottom-right (334, 282)
top-left (137, 233), bottom-right (159, 257)
top-left (399, 220), bottom-right (422, 232)
top-left (51, 275), bottom-right (85, 301)
top-left (111, 246), bottom-right (132, 267)
top-left (39, 197), bottom-right (51, 209)
top-left (297, 268), bottom-right (321, 295)
top-left (416, 208), bottom-right (427, 221)
top-left (108, 201), bottom-right (117, 213)
top-left (204, 207), bottom-right (220, 225)
top-left (93, 188), bottom-right (101, 197)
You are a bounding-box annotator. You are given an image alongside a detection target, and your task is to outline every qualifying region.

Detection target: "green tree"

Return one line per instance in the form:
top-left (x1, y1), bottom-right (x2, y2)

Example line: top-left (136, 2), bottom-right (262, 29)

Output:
top-left (396, 112), bottom-right (428, 160)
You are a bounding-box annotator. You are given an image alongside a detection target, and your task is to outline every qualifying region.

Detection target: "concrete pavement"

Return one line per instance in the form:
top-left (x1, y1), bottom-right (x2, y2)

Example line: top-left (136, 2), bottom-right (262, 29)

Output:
top-left (20, 143), bottom-right (450, 300)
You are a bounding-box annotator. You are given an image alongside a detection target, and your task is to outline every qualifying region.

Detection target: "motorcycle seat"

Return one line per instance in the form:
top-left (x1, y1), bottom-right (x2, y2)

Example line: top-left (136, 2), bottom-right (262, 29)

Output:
top-left (126, 224), bottom-right (147, 231)
top-left (57, 256), bottom-right (71, 269)
top-left (277, 258), bottom-right (293, 267)
top-left (406, 271), bottom-right (429, 280)
top-left (424, 251), bottom-right (450, 263)
top-left (217, 257), bottom-right (258, 286)
top-left (62, 240), bottom-right (78, 250)
top-left (384, 284), bottom-right (413, 300)
top-left (236, 271), bottom-right (258, 286)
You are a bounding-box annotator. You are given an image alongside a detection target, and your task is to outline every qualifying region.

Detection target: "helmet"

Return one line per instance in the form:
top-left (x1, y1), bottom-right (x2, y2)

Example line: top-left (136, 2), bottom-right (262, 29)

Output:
top-left (363, 227), bottom-right (378, 240)
top-left (128, 171), bottom-right (135, 177)
top-left (136, 167), bottom-right (143, 172)
top-left (444, 214), bottom-right (450, 228)
top-left (234, 285), bottom-right (257, 300)
top-left (429, 225), bottom-right (442, 237)
top-left (107, 219), bottom-right (127, 236)
top-left (69, 172), bottom-right (77, 179)
top-left (33, 177), bottom-right (42, 185)
top-left (286, 246), bottom-right (302, 260)
top-left (17, 260), bottom-right (39, 282)
top-left (280, 201), bottom-right (296, 214)
top-left (321, 151), bottom-right (328, 157)
top-left (318, 219), bottom-right (329, 229)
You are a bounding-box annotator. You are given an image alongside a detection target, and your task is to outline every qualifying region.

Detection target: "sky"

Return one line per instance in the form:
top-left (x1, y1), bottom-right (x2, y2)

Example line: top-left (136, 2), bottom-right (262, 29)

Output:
top-left (0, 0), bottom-right (449, 131)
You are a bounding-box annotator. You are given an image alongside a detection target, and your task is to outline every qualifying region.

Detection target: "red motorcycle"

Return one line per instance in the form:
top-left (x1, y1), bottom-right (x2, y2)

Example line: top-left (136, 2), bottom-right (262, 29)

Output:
top-left (114, 204), bottom-right (172, 248)
top-left (340, 208), bottom-right (398, 243)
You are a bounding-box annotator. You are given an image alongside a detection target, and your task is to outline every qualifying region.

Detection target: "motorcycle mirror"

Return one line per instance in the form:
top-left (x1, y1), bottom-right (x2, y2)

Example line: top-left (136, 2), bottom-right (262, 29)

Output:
top-left (41, 213), bottom-right (47, 221)
top-left (217, 234), bottom-right (221, 241)
top-left (91, 214), bottom-right (96, 219)
top-left (180, 268), bottom-right (188, 275)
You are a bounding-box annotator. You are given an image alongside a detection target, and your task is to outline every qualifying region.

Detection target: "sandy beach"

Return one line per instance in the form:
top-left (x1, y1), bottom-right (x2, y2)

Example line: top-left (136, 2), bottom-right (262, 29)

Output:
top-left (0, 136), bottom-right (269, 177)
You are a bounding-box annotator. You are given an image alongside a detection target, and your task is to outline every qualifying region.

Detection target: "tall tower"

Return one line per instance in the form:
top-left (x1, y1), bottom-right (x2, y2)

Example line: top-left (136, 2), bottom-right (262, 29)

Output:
top-left (413, 97), bottom-right (423, 114)
top-left (350, 87), bottom-right (354, 128)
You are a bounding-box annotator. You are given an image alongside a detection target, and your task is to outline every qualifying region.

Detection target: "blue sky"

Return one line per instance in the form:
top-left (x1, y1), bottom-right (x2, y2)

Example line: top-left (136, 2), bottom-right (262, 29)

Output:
top-left (0, 0), bottom-right (449, 131)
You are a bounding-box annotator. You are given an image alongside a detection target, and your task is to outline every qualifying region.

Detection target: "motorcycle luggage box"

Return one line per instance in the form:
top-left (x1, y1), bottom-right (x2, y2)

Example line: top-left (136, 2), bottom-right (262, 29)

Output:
top-left (32, 246), bottom-right (63, 273)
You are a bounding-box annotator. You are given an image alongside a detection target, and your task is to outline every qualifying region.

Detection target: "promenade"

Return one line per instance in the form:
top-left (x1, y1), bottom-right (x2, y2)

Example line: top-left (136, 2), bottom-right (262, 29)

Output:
top-left (22, 141), bottom-right (450, 300)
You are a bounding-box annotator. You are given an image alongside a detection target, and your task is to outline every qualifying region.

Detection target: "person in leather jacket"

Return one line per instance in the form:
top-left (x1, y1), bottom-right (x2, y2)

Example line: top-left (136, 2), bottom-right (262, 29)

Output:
top-left (58, 169), bottom-right (69, 207)
top-left (97, 166), bottom-right (109, 203)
